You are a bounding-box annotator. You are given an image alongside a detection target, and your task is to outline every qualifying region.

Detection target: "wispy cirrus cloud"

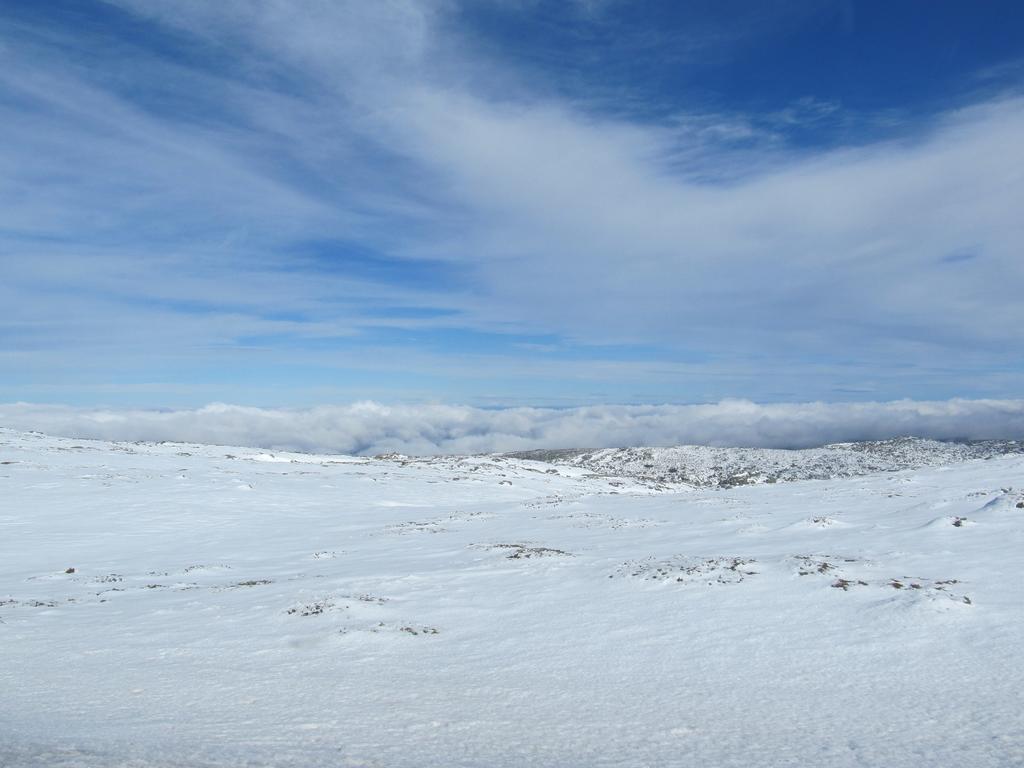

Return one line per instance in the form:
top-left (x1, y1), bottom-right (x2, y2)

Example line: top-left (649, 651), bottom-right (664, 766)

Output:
top-left (0, 1), bottom-right (1022, 406)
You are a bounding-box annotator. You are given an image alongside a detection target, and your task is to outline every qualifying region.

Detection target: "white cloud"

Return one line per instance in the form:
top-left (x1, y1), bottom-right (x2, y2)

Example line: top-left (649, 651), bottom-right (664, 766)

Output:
top-left (2, 399), bottom-right (1022, 455)
top-left (1, 1), bottom-right (1022, 403)
top-left (97, 0), bottom-right (1024, 362)
top-left (400, 91), bottom-right (1024, 352)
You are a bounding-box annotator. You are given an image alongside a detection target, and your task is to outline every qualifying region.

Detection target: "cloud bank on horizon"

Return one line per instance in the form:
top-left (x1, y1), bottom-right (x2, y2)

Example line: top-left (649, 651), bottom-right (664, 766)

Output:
top-left (1, 1), bottom-right (1023, 407)
top-left (2, 399), bottom-right (1023, 456)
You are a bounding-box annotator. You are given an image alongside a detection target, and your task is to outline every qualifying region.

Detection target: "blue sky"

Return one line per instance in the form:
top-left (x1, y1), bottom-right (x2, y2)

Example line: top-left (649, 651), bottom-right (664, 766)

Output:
top-left (2, 0), bottom-right (1023, 409)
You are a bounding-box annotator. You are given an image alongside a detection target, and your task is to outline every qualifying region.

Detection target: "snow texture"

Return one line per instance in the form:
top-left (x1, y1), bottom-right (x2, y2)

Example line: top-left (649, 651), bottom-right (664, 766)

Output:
top-left (512, 437), bottom-right (1024, 487)
top-left (1, 427), bottom-right (1023, 767)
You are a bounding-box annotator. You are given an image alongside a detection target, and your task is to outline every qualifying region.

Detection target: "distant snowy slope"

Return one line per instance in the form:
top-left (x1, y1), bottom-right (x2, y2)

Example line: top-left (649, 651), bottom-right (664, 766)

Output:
top-left (510, 437), bottom-right (1024, 487)
top-left (2, 429), bottom-right (1023, 767)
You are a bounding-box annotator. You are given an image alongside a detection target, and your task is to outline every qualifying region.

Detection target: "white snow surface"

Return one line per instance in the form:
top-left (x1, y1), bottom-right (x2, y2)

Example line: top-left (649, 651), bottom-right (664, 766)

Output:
top-left (1, 428), bottom-right (1023, 767)
top-left (513, 437), bottom-right (1024, 487)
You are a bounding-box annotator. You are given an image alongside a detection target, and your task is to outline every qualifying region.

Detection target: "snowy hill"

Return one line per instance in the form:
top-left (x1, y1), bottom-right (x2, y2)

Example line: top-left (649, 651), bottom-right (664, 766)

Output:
top-left (509, 436), bottom-right (1024, 487)
top-left (1, 428), bottom-right (1023, 767)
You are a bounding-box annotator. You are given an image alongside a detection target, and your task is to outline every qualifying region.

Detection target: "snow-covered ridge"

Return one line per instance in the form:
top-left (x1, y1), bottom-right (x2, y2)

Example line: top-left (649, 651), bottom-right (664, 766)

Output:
top-left (7, 427), bottom-right (1021, 490)
top-left (509, 437), bottom-right (1024, 487)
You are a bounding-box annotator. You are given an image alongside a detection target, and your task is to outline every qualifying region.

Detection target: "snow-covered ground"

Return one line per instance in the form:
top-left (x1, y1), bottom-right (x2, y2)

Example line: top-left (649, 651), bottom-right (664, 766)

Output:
top-left (1, 427), bottom-right (1022, 767)
top-left (510, 437), bottom-right (1024, 487)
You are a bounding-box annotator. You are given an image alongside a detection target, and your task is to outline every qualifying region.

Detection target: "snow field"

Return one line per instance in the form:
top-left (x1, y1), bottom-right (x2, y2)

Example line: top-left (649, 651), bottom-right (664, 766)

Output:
top-left (1, 428), bottom-right (1022, 767)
